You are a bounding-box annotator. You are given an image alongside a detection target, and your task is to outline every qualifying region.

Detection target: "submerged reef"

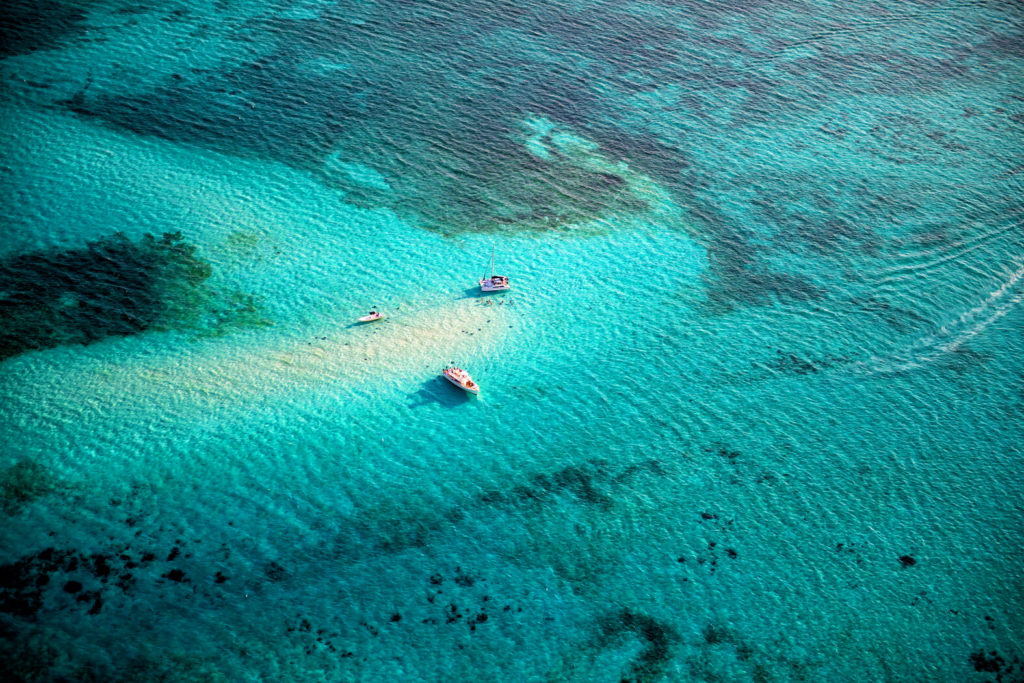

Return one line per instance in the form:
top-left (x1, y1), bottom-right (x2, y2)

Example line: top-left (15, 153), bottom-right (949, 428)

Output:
top-left (51, 0), bottom-right (1022, 314)
top-left (0, 460), bottom-right (61, 515)
top-left (592, 609), bottom-right (678, 682)
top-left (354, 458), bottom-right (668, 557)
top-left (0, 0), bottom-right (89, 57)
top-left (0, 633), bottom-right (63, 683)
top-left (0, 232), bottom-right (207, 359)
top-left (56, 4), bottom-right (677, 236)
top-left (969, 649), bottom-right (1022, 683)
top-left (0, 536), bottom-right (217, 625)
top-left (0, 231), bottom-right (268, 361)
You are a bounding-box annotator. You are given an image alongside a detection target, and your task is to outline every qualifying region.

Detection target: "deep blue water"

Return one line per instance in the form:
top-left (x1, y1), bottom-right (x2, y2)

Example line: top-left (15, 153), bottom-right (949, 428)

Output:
top-left (1, 0), bottom-right (1023, 680)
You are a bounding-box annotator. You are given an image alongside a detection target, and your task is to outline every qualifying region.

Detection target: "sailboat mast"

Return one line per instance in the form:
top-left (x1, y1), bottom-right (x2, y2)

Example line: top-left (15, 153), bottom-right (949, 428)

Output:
top-left (490, 247), bottom-right (495, 279)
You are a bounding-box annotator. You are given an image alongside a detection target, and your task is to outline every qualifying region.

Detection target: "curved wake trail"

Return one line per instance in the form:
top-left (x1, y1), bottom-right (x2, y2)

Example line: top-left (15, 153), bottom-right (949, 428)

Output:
top-left (852, 261), bottom-right (1024, 376)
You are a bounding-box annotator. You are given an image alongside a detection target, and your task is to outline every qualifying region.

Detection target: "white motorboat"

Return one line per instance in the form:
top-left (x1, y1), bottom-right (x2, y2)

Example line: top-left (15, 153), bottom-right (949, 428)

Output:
top-left (357, 311), bottom-right (384, 322)
top-left (479, 246), bottom-right (510, 292)
top-left (442, 366), bottom-right (480, 394)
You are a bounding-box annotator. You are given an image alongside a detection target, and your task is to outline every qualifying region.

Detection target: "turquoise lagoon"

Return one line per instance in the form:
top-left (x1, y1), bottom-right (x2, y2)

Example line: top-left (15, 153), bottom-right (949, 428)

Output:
top-left (1, 0), bottom-right (1023, 680)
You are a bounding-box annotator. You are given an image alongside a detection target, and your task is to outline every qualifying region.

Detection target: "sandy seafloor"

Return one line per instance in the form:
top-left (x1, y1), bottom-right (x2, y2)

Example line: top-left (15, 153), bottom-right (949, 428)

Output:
top-left (1, 0), bottom-right (1023, 680)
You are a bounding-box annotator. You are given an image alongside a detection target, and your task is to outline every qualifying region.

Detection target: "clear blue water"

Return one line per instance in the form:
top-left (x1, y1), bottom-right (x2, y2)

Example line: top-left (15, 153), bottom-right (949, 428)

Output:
top-left (1, 0), bottom-right (1022, 680)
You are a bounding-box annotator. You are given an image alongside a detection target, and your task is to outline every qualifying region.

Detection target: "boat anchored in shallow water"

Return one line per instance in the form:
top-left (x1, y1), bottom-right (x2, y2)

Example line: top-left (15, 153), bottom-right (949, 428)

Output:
top-left (357, 310), bottom-right (384, 322)
top-left (479, 246), bottom-right (510, 292)
top-left (442, 366), bottom-right (480, 394)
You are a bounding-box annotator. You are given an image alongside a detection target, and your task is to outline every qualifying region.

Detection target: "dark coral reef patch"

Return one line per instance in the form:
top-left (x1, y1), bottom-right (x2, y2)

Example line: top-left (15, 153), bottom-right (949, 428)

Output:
top-left (0, 459), bottom-right (62, 515)
top-left (0, 0), bottom-right (89, 58)
top-left (481, 458), bottom-right (667, 514)
top-left (594, 609), bottom-right (678, 682)
top-left (969, 649), bottom-right (1021, 682)
top-left (0, 539), bottom-right (226, 625)
top-left (0, 232), bottom-right (207, 360)
top-left (353, 457), bottom-right (668, 556)
top-left (0, 231), bottom-right (269, 361)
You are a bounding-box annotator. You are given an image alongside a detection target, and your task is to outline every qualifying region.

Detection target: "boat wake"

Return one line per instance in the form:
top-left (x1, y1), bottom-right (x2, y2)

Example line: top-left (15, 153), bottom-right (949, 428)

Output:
top-left (851, 261), bottom-right (1024, 375)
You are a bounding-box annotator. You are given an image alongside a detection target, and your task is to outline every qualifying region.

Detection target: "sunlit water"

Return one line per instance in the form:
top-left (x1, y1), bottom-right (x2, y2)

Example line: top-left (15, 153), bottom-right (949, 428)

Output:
top-left (1, 0), bottom-right (1022, 680)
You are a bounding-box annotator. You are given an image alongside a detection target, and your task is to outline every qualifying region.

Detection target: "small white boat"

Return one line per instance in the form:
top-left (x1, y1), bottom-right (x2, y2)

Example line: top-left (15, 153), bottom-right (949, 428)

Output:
top-left (442, 366), bottom-right (480, 394)
top-left (480, 246), bottom-right (510, 292)
top-left (357, 311), bottom-right (384, 322)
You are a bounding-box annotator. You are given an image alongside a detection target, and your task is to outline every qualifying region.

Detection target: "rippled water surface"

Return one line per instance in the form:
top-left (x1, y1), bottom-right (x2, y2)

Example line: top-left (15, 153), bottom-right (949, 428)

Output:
top-left (1, 0), bottom-right (1023, 680)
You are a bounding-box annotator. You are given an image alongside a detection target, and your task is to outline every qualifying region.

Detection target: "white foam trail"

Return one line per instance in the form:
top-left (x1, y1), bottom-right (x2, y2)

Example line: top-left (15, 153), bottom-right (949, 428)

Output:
top-left (877, 222), bottom-right (1018, 287)
top-left (853, 261), bottom-right (1024, 375)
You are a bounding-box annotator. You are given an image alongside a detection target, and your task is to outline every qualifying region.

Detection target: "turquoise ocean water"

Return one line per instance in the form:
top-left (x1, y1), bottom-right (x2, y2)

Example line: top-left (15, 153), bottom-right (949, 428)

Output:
top-left (1, 0), bottom-right (1022, 680)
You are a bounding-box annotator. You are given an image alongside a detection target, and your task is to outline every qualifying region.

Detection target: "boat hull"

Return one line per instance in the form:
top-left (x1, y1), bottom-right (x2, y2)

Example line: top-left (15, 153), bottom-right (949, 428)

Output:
top-left (357, 314), bottom-right (384, 322)
top-left (479, 279), bottom-right (510, 292)
top-left (442, 372), bottom-right (480, 394)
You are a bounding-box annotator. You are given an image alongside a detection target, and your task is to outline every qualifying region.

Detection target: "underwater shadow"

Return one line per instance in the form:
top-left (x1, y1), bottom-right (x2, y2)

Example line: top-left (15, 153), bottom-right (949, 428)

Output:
top-left (408, 376), bottom-right (473, 409)
top-left (457, 286), bottom-right (514, 302)
top-left (457, 286), bottom-right (486, 300)
top-left (344, 319), bottom-right (388, 330)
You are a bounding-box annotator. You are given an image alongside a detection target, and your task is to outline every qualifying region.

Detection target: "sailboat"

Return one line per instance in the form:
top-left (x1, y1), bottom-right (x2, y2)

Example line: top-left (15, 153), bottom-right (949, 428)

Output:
top-left (479, 246), bottom-right (511, 292)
